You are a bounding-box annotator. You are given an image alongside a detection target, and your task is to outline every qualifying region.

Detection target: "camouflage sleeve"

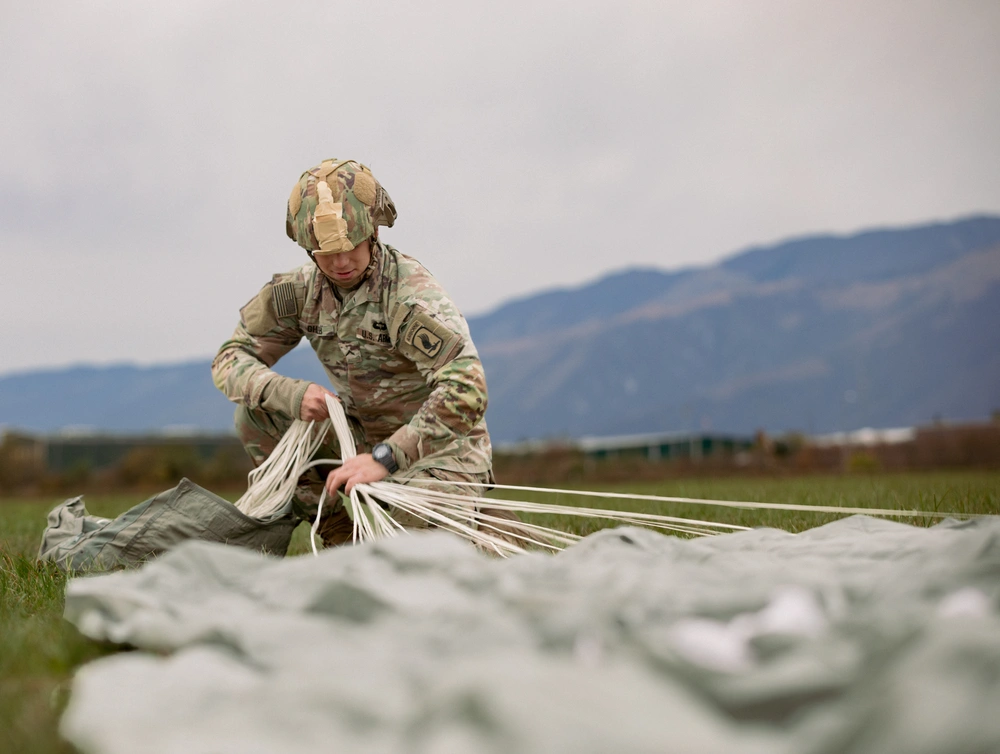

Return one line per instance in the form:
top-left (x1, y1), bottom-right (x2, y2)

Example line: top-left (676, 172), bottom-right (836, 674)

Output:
top-left (211, 280), bottom-right (311, 420)
top-left (384, 298), bottom-right (488, 470)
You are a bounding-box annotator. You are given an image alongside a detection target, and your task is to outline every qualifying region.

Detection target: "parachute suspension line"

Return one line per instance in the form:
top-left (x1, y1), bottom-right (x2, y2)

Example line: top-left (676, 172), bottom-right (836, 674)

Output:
top-left (300, 396), bottom-right (404, 555)
top-left (234, 418), bottom-right (332, 520)
top-left (235, 396), bottom-right (959, 558)
top-left (398, 479), bottom-right (954, 521)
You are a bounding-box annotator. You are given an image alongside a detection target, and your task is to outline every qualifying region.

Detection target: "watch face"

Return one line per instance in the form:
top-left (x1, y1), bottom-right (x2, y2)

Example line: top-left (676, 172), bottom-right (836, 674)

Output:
top-left (373, 444), bottom-right (396, 471)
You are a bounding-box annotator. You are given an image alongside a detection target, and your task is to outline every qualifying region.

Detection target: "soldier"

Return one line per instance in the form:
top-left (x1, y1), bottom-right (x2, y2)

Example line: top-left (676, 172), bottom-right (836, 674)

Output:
top-left (212, 159), bottom-right (499, 546)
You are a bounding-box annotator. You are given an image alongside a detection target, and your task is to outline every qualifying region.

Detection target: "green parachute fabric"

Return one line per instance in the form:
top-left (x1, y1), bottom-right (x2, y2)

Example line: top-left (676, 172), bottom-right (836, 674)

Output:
top-left (59, 515), bottom-right (1000, 753)
top-left (38, 478), bottom-right (295, 571)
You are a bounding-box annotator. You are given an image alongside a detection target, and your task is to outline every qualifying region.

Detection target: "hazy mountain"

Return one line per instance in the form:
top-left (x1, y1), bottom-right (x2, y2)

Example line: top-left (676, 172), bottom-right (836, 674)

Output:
top-left (3, 216), bottom-right (999, 441)
top-left (476, 216), bottom-right (1000, 440)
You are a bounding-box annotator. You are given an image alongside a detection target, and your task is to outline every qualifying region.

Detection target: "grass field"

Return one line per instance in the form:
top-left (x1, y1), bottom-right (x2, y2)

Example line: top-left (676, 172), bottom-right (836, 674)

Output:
top-left (1, 471), bottom-right (997, 753)
top-left (498, 471), bottom-right (1000, 536)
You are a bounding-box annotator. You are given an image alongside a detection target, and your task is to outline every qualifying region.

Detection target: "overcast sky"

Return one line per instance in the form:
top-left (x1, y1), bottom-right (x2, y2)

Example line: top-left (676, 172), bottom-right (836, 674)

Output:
top-left (2, 0), bottom-right (999, 374)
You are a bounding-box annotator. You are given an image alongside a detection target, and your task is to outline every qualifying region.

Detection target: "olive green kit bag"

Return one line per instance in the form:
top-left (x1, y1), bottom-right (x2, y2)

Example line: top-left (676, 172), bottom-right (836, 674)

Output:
top-left (37, 478), bottom-right (295, 571)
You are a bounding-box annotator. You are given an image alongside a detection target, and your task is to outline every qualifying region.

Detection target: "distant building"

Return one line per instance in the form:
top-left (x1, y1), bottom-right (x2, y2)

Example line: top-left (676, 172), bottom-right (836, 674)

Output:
top-left (810, 427), bottom-right (916, 448)
top-left (577, 431), bottom-right (753, 461)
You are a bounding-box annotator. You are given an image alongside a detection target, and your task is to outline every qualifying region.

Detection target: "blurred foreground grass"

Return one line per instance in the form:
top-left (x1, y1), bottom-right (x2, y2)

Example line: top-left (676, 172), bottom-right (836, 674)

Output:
top-left (1, 471), bottom-right (997, 753)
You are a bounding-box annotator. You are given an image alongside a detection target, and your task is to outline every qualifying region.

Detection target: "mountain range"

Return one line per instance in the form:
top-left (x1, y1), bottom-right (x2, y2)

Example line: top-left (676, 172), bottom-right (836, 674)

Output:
top-left (3, 215), bottom-right (999, 442)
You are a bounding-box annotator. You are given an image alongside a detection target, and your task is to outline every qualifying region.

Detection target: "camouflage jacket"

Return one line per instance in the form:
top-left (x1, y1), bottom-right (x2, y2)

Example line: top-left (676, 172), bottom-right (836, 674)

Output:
top-left (212, 242), bottom-right (491, 476)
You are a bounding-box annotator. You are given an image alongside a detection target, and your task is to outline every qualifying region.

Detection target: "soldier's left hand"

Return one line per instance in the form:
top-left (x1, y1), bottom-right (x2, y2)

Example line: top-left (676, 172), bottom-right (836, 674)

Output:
top-left (325, 454), bottom-right (389, 495)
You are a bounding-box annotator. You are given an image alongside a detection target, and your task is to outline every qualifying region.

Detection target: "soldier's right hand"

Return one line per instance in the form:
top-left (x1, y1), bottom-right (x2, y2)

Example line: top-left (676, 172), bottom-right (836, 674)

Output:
top-left (300, 383), bottom-right (338, 421)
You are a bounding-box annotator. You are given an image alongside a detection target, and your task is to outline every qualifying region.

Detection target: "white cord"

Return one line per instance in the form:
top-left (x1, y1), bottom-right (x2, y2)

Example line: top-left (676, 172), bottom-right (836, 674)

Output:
top-left (232, 395), bottom-right (960, 558)
top-left (398, 479), bottom-right (955, 520)
top-left (234, 419), bottom-right (332, 520)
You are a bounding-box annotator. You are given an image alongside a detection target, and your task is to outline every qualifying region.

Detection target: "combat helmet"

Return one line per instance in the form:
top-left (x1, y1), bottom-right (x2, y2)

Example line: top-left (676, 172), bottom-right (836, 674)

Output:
top-left (286, 159), bottom-right (397, 254)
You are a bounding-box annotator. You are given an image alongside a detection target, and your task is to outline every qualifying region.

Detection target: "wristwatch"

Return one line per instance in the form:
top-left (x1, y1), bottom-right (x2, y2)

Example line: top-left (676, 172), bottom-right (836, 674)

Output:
top-left (372, 443), bottom-right (398, 474)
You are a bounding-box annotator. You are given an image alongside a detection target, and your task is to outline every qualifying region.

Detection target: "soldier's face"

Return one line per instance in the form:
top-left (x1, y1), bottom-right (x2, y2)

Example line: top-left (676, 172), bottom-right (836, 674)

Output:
top-left (315, 240), bottom-right (371, 288)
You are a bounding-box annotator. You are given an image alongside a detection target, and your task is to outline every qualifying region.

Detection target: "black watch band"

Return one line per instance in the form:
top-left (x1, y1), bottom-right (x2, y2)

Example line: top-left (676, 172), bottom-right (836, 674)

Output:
top-left (372, 443), bottom-right (398, 474)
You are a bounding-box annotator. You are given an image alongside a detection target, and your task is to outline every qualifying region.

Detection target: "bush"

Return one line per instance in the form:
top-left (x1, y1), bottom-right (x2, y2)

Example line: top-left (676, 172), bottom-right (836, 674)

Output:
top-left (847, 451), bottom-right (881, 474)
top-left (115, 445), bottom-right (204, 487)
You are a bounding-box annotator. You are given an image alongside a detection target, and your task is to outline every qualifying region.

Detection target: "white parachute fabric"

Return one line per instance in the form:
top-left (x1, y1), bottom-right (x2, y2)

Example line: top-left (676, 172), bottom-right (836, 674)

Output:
top-left (61, 515), bottom-right (1000, 754)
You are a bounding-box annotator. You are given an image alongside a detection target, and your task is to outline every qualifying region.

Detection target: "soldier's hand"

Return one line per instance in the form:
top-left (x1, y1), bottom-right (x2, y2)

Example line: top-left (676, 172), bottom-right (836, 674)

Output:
top-left (300, 383), bottom-right (337, 422)
top-left (325, 454), bottom-right (389, 495)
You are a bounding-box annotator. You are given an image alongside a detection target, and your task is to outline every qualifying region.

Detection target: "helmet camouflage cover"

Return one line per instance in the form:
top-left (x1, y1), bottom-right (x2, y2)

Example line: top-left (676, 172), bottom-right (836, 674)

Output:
top-left (286, 159), bottom-right (397, 254)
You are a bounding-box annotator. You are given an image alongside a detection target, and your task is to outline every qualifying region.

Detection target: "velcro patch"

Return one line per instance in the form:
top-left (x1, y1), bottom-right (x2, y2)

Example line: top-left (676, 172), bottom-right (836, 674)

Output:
top-left (242, 285), bottom-right (278, 336)
top-left (358, 327), bottom-right (391, 345)
top-left (357, 312), bottom-right (389, 345)
top-left (352, 171), bottom-right (377, 206)
top-left (272, 282), bottom-right (298, 318)
top-left (403, 312), bottom-right (459, 364)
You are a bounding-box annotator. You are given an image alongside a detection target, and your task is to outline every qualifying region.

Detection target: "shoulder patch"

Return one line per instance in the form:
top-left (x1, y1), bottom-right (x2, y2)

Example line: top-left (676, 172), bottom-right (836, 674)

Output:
top-left (242, 284), bottom-right (279, 336)
top-left (402, 311), bottom-right (459, 364)
top-left (272, 281), bottom-right (298, 318)
top-left (388, 302), bottom-right (410, 345)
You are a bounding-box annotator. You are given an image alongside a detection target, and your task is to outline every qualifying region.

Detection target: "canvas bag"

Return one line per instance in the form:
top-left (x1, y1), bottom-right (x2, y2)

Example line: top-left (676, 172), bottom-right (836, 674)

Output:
top-left (38, 478), bottom-right (296, 571)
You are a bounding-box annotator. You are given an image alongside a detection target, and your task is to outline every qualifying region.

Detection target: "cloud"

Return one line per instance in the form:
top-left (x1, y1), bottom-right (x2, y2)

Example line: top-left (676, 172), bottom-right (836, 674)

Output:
top-left (1, 0), bottom-right (998, 372)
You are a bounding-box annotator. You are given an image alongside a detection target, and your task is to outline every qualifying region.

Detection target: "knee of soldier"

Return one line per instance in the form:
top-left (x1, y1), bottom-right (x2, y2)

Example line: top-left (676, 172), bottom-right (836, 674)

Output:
top-left (234, 404), bottom-right (288, 463)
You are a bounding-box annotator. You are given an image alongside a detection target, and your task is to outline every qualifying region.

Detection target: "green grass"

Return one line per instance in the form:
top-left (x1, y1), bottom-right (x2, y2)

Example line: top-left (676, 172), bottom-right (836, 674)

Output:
top-left (492, 471), bottom-right (1000, 537)
top-left (1, 471), bottom-right (998, 753)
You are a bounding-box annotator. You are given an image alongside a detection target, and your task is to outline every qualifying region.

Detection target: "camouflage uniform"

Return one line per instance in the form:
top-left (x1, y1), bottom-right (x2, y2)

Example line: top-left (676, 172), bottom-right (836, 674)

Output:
top-left (212, 159), bottom-right (495, 544)
top-left (212, 241), bottom-right (494, 536)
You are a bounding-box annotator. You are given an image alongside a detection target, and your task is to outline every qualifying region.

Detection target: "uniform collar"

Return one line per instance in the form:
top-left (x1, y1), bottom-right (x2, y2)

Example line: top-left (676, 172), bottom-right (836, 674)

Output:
top-left (359, 240), bottom-right (385, 303)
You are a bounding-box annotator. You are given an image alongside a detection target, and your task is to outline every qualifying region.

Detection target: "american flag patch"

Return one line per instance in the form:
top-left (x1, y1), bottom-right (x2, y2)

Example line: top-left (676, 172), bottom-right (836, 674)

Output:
top-left (271, 282), bottom-right (297, 318)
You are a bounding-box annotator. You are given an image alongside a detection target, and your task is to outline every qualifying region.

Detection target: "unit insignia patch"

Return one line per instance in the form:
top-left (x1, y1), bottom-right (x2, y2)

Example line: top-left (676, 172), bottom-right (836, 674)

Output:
top-left (411, 326), bottom-right (443, 358)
